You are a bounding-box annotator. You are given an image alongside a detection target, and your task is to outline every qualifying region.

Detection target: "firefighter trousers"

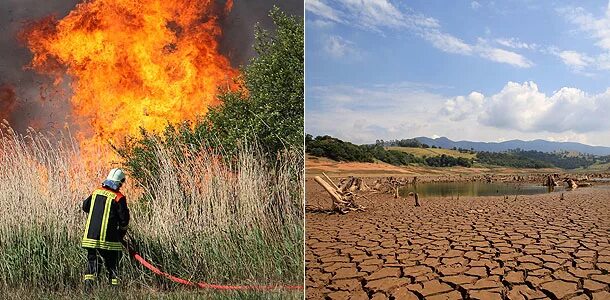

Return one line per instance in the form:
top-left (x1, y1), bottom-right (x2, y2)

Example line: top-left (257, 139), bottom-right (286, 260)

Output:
top-left (84, 248), bottom-right (121, 285)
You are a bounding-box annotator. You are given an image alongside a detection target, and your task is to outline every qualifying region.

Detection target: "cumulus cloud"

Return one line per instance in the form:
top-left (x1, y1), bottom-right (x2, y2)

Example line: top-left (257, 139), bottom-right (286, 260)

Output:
top-left (306, 0), bottom-right (533, 68)
top-left (478, 82), bottom-right (551, 131)
top-left (441, 92), bottom-right (484, 121)
top-left (441, 81), bottom-right (610, 133)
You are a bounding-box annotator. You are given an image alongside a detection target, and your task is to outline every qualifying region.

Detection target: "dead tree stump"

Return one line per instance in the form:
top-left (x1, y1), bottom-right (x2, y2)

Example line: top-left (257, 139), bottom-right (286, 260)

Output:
top-left (543, 175), bottom-right (557, 187)
top-left (314, 175), bottom-right (366, 214)
top-left (565, 178), bottom-right (578, 189)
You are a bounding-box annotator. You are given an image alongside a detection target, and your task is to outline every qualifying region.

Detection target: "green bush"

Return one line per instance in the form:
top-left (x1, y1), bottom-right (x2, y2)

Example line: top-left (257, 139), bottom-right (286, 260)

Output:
top-left (425, 154), bottom-right (473, 167)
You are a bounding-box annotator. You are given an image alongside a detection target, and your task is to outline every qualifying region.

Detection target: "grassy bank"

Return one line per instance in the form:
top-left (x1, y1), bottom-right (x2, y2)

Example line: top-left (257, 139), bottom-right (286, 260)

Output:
top-left (0, 126), bottom-right (303, 298)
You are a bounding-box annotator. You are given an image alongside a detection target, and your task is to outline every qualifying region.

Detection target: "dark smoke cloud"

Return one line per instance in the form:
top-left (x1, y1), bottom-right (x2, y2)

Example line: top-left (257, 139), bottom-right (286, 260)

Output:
top-left (0, 0), bottom-right (303, 133)
top-left (220, 1), bottom-right (303, 67)
top-left (0, 84), bottom-right (17, 121)
top-left (0, 0), bottom-right (77, 133)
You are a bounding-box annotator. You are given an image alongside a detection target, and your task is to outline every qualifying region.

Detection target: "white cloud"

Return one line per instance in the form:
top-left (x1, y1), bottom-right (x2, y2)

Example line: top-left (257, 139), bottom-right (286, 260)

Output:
top-left (477, 81), bottom-right (551, 131)
top-left (559, 4), bottom-right (610, 51)
top-left (556, 2), bottom-right (610, 73)
top-left (471, 1), bottom-right (481, 10)
top-left (546, 47), bottom-right (606, 73)
top-left (324, 35), bottom-right (357, 58)
top-left (337, 0), bottom-right (406, 30)
top-left (306, 0), bottom-right (342, 23)
top-left (307, 19), bottom-right (335, 29)
top-left (441, 81), bottom-right (610, 133)
top-left (477, 47), bottom-right (534, 68)
top-left (306, 0), bottom-right (533, 68)
top-left (421, 30), bottom-right (473, 55)
top-left (557, 50), bottom-right (594, 70)
top-left (495, 38), bottom-right (538, 50)
top-left (442, 92), bottom-right (484, 121)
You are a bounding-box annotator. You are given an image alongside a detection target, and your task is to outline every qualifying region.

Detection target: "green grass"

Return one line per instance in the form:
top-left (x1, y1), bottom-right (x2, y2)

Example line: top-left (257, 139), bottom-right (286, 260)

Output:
top-left (386, 146), bottom-right (476, 159)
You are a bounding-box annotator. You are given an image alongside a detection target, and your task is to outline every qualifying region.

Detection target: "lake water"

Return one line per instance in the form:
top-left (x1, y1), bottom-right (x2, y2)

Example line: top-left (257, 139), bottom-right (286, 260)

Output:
top-left (399, 182), bottom-right (565, 198)
top-left (590, 178), bottom-right (610, 182)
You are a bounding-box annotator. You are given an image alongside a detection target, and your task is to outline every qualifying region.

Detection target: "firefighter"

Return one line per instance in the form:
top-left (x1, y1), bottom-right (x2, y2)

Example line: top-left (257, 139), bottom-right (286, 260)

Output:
top-left (82, 168), bottom-right (130, 291)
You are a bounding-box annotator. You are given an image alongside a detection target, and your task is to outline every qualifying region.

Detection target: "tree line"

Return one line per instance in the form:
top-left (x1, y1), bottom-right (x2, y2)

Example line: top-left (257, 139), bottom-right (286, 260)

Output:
top-left (306, 135), bottom-right (471, 167)
top-left (307, 134), bottom-right (610, 170)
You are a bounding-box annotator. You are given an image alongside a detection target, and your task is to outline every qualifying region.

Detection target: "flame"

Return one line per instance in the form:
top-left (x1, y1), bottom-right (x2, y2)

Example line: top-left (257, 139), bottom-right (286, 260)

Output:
top-left (22, 0), bottom-right (238, 159)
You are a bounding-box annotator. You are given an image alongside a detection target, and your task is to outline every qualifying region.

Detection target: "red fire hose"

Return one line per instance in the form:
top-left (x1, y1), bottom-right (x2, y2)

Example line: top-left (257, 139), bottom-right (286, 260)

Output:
top-left (123, 239), bottom-right (303, 291)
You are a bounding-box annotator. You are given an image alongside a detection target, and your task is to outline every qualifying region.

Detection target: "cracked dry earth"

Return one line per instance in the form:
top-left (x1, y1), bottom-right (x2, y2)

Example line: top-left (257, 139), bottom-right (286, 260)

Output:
top-left (305, 182), bottom-right (610, 300)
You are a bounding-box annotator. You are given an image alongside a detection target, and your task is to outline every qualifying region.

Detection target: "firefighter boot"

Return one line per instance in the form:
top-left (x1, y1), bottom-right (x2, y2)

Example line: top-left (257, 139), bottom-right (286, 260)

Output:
top-left (83, 274), bottom-right (96, 294)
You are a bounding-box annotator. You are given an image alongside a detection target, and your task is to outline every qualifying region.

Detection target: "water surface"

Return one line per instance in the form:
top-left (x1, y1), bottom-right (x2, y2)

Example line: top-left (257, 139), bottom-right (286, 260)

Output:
top-left (399, 182), bottom-right (564, 198)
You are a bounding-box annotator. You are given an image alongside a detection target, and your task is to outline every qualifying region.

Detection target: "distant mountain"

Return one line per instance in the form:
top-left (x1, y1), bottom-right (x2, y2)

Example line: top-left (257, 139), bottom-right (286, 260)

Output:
top-left (415, 137), bottom-right (610, 156)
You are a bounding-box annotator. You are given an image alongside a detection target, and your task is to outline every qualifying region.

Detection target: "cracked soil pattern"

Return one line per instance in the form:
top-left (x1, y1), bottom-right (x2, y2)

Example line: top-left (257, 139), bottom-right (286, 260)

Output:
top-left (306, 181), bottom-right (610, 300)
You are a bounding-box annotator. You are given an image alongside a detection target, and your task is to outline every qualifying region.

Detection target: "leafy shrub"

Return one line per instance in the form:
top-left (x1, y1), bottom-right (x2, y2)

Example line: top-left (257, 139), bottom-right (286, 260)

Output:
top-left (424, 154), bottom-right (472, 167)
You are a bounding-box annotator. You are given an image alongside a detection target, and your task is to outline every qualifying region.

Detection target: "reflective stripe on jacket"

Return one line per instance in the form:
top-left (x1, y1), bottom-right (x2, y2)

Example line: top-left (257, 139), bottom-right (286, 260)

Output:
top-left (81, 187), bottom-right (130, 251)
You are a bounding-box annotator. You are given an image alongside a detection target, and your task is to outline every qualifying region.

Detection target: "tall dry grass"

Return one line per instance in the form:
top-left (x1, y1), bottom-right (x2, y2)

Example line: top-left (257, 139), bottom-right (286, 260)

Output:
top-left (0, 123), bottom-right (303, 295)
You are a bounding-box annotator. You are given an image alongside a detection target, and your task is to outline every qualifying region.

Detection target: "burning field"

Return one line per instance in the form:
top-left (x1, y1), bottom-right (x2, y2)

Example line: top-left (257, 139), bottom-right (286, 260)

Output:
top-left (0, 0), bottom-right (304, 298)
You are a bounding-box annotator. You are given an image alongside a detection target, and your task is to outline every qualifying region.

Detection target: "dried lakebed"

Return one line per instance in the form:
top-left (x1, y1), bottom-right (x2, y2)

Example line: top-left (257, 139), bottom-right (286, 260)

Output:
top-left (306, 182), bottom-right (610, 299)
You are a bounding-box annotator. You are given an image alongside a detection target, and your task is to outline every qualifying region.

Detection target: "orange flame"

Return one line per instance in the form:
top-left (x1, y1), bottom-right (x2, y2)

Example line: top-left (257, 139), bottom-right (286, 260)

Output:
top-left (22, 0), bottom-right (238, 159)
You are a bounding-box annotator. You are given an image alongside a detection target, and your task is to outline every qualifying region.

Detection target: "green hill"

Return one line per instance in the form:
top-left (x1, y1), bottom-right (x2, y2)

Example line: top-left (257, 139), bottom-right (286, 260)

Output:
top-left (386, 146), bottom-right (476, 159)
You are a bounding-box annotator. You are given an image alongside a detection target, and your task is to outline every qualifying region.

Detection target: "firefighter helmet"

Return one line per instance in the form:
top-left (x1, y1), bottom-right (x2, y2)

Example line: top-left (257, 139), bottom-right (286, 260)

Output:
top-left (106, 168), bottom-right (126, 183)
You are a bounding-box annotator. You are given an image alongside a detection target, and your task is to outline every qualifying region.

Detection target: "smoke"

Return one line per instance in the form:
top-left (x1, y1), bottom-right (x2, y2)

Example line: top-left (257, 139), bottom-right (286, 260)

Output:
top-left (220, 1), bottom-right (303, 67)
top-left (0, 0), bottom-right (77, 133)
top-left (0, 0), bottom-right (303, 133)
top-left (0, 85), bottom-right (17, 122)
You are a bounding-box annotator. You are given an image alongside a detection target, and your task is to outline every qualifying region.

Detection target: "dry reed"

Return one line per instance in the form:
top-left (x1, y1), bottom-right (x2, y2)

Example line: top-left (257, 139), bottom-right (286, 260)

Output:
top-left (0, 123), bottom-right (303, 296)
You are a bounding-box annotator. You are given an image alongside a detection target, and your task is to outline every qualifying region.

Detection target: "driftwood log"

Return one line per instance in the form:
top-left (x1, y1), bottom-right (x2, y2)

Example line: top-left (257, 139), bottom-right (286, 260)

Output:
top-left (565, 178), bottom-right (578, 189)
top-left (314, 175), bottom-right (366, 214)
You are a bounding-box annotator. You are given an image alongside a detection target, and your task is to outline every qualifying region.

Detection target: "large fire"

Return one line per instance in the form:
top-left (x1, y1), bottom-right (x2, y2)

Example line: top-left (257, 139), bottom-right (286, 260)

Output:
top-left (21, 0), bottom-right (238, 158)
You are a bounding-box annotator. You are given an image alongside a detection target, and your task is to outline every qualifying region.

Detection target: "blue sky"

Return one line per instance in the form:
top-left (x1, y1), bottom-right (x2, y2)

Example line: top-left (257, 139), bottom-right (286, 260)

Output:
top-left (306, 0), bottom-right (610, 146)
